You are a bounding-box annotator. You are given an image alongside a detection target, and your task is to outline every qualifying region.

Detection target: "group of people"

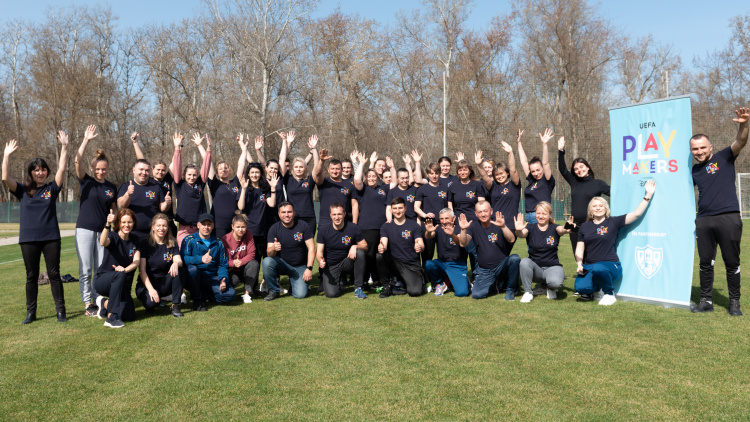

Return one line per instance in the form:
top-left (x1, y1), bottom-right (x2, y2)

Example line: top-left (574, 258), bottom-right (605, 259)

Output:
top-left (4, 106), bottom-right (747, 328)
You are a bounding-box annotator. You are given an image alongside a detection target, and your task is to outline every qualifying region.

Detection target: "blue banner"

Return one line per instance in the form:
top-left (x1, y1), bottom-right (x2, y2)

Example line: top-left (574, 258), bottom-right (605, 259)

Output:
top-left (609, 96), bottom-right (694, 308)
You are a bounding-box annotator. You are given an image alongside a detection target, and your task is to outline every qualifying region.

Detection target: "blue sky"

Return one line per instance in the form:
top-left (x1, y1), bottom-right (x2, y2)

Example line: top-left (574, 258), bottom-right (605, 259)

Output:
top-left (2, 0), bottom-right (742, 61)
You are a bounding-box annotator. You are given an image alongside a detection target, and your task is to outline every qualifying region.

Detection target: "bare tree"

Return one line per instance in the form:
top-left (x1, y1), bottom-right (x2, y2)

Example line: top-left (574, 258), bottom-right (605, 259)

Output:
top-left (616, 35), bottom-right (681, 104)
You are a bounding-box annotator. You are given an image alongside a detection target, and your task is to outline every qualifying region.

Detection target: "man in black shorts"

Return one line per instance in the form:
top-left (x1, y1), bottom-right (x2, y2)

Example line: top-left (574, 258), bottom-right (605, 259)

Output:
top-left (690, 107), bottom-right (749, 316)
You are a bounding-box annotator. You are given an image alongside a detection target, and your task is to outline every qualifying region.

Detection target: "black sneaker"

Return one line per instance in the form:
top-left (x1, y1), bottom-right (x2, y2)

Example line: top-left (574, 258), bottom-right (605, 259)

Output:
top-left (57, 312), bottom-right (67, 323)
top-left (171, 305), bottom-right (184, 318)
top-left (728, 299), bottom-right (742, 316)
top-left (85, 304), bottom-right (99, 317)
top-left (691, 298), bottom-right (714, 313)
top-left (264, 291), bottom-right (280, 301)
top-left (192, 301), bottom-right (208, 312)
top-left (392, 286), bottom-right (407, 295)
top-left (104, 314), bottom-right (125, 328)
top-left (22, 313), bottom-right (36, 325)
top-left (95, 296), bottom-right (107, 319)
top-left (577, 294), bottom-right (593, 302)
top-left (379, 285), bottom-right (392, 298)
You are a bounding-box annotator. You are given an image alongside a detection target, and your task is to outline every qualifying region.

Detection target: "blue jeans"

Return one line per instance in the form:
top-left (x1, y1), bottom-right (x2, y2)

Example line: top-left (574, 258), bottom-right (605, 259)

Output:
top-left (465, 239), bottom-right (478, 272)
top-left (425, 259), bottom-right (469, 297)
top-left (574, 261), bottom-right (622, 295)
top-left (525, 212), bottom-right (537, 225)
top-left (262, 256), bottom-right (308, 299)
top-left (186, 265), bottom-right (235, 304)
top-left (472, 254), bottom-right (520, 299)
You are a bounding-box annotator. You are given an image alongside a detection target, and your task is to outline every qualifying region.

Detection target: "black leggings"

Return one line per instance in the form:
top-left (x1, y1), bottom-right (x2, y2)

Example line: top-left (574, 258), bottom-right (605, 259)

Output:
top-left (362, 229), bottom-right (381, 283)
top-left (135, 272), bottom-right (184, 309)
top-left (20, 240), bottom-right (65, 314)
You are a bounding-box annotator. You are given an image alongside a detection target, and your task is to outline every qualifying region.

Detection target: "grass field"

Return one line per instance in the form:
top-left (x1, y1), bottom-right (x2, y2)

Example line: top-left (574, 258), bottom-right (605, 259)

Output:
top-left (1, 225), bottom-right (749, 421)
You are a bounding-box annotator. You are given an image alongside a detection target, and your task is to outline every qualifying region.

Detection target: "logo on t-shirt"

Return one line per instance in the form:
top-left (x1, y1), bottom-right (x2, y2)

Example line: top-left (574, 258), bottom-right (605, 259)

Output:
top-left (341, 188), bottom-right (350, 195)
top-left (597, 227), bottom-right (608, 235)
top-left (447, 181), bottom-right (453, 187)
top-left (259, 194), bottom-right (267, 202)
top-left (406, 195), bottom-right (415, 202)
top-left (466, 191), bottom-right (476, 198)
top-left (487, 233), bottom-right (498, 242)
top-left (501, 187), bottom-right (509, 195)
top-left (41, 190), bottom-right (51, 199)
top-left (438, 191), bottom-right (446, 198)
top-left (301, 181), bottom-right (310, 188)
top-left (448, 237), bottom-right (456, 246)
top-left (293, 232), bottom-right (303, 241)
top-left (163, 253), bottom-right (173, 262)
top-left (232, 186), bottom-right (239, 193)
top-left (705, 163), bottom-right (719, 174)
top-left (377, 189), bottom-right (386, 196)
top-left (546, 236), bottom-right (555, 245)
top-left (341, 236), bottom-right (352, 245)
top-left (104, 189), bottom-right (114, 198)
top-left (530, 182), bottom-right (538, 190)
top-left (146, 191), bottom-right (156, 199)
top-left (401, 230), bottom-right (412, 239)
top-left (192, 185), bottom-right (202, 195)
top-left (162, 181), bottom-right (169, 189)
top-left (128, 248), bottom-right (135, 257)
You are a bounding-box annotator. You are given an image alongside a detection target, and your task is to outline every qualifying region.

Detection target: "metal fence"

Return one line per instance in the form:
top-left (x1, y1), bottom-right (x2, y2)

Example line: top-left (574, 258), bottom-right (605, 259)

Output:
top-left (0, 201), bottom-right (80, 224)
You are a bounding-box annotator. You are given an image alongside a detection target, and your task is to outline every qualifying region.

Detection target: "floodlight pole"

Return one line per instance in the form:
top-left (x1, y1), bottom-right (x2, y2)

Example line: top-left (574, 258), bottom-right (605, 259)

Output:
top-left (443, 70), bottom-right (447, 156)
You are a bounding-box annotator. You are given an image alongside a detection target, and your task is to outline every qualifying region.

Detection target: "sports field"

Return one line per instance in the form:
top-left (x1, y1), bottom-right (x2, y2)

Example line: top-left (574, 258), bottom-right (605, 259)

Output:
top-left (1, 225), bottom-right (749, 421)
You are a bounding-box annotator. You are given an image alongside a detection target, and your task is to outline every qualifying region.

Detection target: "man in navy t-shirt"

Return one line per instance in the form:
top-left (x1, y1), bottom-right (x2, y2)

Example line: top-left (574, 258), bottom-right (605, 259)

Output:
top-left (376, 197), bottom-right (425, 297)
top-left (316, 203), bottom-right (368, 299)
top-left (117, 159), bottom-right (171, 240)
top-left (262, 202), bottom-right (315, 300)
top-left (690, 107), bottom-right (749, 316)
top-left (424, 208), bottom-right (470, 297)
top-left (313, 149), bottom-right (359, 227)
top-left (458, 200), bottom-right (520, 300)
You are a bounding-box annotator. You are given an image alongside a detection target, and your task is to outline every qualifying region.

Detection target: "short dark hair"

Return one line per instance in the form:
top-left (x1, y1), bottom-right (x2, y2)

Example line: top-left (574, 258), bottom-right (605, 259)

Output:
top-left (278, 201), bottom-right (294, 210)
top-left (133, 158), bottom-right (151, 167)
top-left (329, 202), bottom-right (346, 212)
top-left (341, 158), bottom-right (352, 165)
top-left (391, 197), bottom-right (406, 207)
top-left (328, 159), bottom-right (342, 167)
top-left (690, 134), bottom-right (710, 144)
top-left (438, 156), bottom-right (452, 165)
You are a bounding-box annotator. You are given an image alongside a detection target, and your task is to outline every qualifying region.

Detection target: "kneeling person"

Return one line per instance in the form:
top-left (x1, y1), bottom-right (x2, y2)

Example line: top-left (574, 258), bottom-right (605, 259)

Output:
top-left (377, 197), bottom-right (425, 297)
top-left (181, 214), bottom-right (233, 310)
top-left (424, 208), bottom-right (470, 297)
top-left (317, 203), bottom-right (368, 299)
top-left (136, 213), bottom-right (185, 317)
top-left (262, 202), bottom-right (315, 300)
top-left (222, 214), bottom-right (260, 303)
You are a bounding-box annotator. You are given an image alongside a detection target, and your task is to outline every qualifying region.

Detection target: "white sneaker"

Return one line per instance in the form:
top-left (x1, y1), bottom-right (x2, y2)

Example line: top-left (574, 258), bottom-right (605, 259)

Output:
top-left (260, 281), bottom-right (268, 293)
top-left (598, 294), bottom-right (617, 306)
top-left (426, 284), bottom-right (433, 293)
top-left (593, 289), bottom-right (604, 301)
top-left (367, 276), bottom-right (373, 285)
top-left (180, 293), bottom-right (187, 305)
top-left (281, 288), bottom-right (289, 295)
top-left (546, 288), bottom-right (557, 300)
top-left (242, 293), bottom-right (252, 304)
top-left (520, 292), bottom-right (534, 303)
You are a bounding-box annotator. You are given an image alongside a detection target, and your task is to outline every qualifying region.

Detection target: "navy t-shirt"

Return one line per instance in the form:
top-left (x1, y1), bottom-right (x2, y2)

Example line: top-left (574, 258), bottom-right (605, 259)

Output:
top-left (240, 186), bottom-right (273, 237)
top-left (13, 181), bottom-right (62, 243)
top-left (434, 224), bottom-right (466, 263)
top-left (153, 174), bottom-right (174, 219)
top-left (577, 215), bottom-right (627, 265)
top-left (466, 221), bottom-right (510, 269)
top-left (449, 180), bottom-right (485, 218)
top-left (387, 186), bottom-right (418, 220)
top-left (317, 221), bottom-right (363, 266)
top-left (692, 146), bottom-right (740, 217)
top-left (380, 219), bottom-right (422, 266)
top-left (526, 223), bottom-right (561, 267)
top-left (317, 177), bottom-right (354, 227)
top-left (488, 179), bottom-right (521, 231)
top-left (356, 185), bottom-right (389, 230)
top-left (76, 175), bottom-right (117, 232)
top-left (208, 176), bottom-right (240, 230)
top-left (141, 241), bottom-right (179, 280)
top-left (174, 178), bottom-right (207, 226)
top-left (284, 174), bottom-right (316, 219)
top-left (267, 219), bottom-right (313, 267)
top-left (438, 175), bottom-right (457, 188)
top-left (97, 232), bottom-right (138, 276)
top-left (524, 174), bottom-right (555, 213)
top-left (118, 179), bottom-right (165, 235)
top-left (416, 183), bottom-right (449, 218)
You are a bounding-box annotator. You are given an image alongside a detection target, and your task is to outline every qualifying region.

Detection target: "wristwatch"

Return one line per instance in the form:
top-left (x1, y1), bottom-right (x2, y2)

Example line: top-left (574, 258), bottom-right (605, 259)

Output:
top-left (306, 266), bottom-right (313, 271)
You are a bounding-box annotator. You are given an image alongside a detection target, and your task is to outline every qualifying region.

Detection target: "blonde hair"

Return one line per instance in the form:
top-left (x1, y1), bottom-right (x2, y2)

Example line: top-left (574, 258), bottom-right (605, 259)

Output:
top-left (149, 213), bottom-right (176, 248)
top-left (535, 201), bottom-right (555, 224)
top-left (291, 157), bottom-right (308, 178)
top-left (587, 197), bottom-right (611, 221)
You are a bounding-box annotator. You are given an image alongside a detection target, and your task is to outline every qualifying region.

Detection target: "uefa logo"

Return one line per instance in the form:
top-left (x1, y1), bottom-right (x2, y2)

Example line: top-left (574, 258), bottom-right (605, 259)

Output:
top-left (635, 245), bottom-right (663, 279)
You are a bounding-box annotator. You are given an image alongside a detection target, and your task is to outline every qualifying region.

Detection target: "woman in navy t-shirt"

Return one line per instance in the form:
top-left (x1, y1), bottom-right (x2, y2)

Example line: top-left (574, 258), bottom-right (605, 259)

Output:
top-left (3, 133), bottom-right (69, 324)
top-left (514, 201), bottom-right (574, 302)
top-left (135, 213), bottom-right (184, 318)
top-left (238, 163), bottom-right (278, 288)
top-left (517, 129), bottom-right (555, 224)
top-left (476, 142), bottom-right (521, 232)
top-left (173, 132), bottom-right (212, 247)
top-left (574, 180), bottom-right (656, 306)
top-left (95, 208), bottom-right (141, 328)
top-left (279, 132), bottom-right (319, 234)
top-left (74, 125), bottom-right (117, 317)
top-left (354, 153), bottom-right (391, 287)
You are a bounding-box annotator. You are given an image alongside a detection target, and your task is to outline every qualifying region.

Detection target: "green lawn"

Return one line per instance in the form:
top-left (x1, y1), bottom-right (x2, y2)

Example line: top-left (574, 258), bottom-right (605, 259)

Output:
top-left (1, 227), bottom-right (749, 421)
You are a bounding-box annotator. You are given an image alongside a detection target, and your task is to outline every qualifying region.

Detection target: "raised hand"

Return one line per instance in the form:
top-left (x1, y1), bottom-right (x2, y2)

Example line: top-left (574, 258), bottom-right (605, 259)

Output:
top-left (4, 140), bottom-right (18, 157)
top-left (385, 156), bottom-right (394, 169)
top-left (516, 129), bottom-right (524, 143)
top-left (278, 131), bottom-right (287, 144)
top-left (490, 211), bottom-right (506, 228)
top-left (500, 141), bottom-right (512, 154)
top-left (424, 218), bottom-right (436, 233)
top-left (164, 191), bottom-right (172, 206)
top-left (410, 149), bottom-right (422, 163)
top-left (83, 125), bottom-right (98, 141)
top-left (566, 215), bottom-right (576, 229)
top-left (558, 136), bottom-right (566, 151)
top-left (240, 176), bottom-right (249, 189)
top-left (474, 150), bottom-right (483, 165)
top-left (320, 148), bottom-right (332, 161)
top-left (539, 128), bottom-right (554, 144)
top-left (174, 131), bottom-right (184, 148)
top-left (350, 150), bottom-right (359, 162)
top-left (356, 151), bottom-right (367, 165)
top-left (106, 210), bottom-right (115, 225)
top-left (126, 180), bottom-right (135, 196)
top-left (733, 107), bottom-right (750, 124)
top-left (458, 213), bottom-right (472, 230)
top-left (191, 132), bottom-right (203, 147)
top-left (286, 130), bottom-right (296, 147)
top-left (370, 151), bottom-right (378, 163)
top-left (57, 130), bottom-right (69, 146)
top-left (254, 136), bottom-right (264, 151)
top-left (514, 213), bottom-right (527, 231)
top-left (237, 133), bottom-right (248, 151)
top-left (644, 179), bottom-right (656, 196)
top-left (269, 173), bottom-right (280, 187)
top-left (402, 154), bottom-right (411, 166)
top-left (308, 134), bottom-right (319, 150)
top-left (456, 151), bottom-right (465, 161)
top-left (273, 238), bottom-right (282, 252)
top-left (131, 132), bottom-right (140, 144)
top-left (202, 251), bottom-right (212, 264)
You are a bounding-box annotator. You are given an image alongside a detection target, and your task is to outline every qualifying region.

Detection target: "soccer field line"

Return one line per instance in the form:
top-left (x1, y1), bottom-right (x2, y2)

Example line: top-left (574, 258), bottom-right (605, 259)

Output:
top-left (0, 248), bottom-right (76, 266)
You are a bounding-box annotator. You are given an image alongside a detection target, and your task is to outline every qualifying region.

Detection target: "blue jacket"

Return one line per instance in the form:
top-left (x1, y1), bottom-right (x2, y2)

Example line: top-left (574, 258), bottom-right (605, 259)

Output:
top-left (181, 232), bottom-right (229, 280)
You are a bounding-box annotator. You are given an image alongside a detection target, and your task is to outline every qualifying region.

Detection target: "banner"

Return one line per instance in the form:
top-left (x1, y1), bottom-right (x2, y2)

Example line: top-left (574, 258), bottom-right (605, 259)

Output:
top-left (609, 96), bottom-right (694, 309)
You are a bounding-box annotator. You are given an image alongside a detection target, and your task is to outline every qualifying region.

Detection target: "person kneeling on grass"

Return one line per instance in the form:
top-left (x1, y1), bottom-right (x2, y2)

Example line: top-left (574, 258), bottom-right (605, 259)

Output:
top-left (457, 201), bottom-right (519, 300)
top-left (181, 213), bottom-right (233, 311)
top-left (135, 213), bottom-right (184, 318)
top-left (222, 213), bottom-right (259, 304)
top-left (513, 202), bottom-right (575, 303)
top-left (95, 209), bottom-right (140, 328)
top-left (424, 208), bottom-right (470, 297)
top-left (261, 202), bottom-right (315, 301)
top-left (317, 202), bottom-right (368, 299)
top-left (574, 180), bottom-right (656, 306)
top-left (376, 197), bottom-right (426, 298)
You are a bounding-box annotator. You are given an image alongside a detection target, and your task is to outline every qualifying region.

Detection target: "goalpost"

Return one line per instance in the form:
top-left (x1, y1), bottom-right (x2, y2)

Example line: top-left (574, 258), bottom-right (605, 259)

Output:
top-left (738, 173), bottom-right (750, 218)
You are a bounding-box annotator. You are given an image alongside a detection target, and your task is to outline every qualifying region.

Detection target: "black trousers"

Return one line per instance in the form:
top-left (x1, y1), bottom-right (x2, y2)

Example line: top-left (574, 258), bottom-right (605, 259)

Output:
top-left (228, 261), bottom-right (261, 293)
top-left (95, 271), bottom-right (136, 321)
top-left (320, 249), bottom-right (366, 298)
top-left (20, 240), bottom-right (65, 314)
top-left (135, 272), bottom-right (184, 310)
top-left (376, 251), bottom-right (424, 297)
top-left (421, 233), bottom-right (436, 269)
top-left (696, 213), bottom-right (742, 300)
top-left (299, 217), bottom-right (318, 238)
top-left (362, 229), bottom-right (381, 283)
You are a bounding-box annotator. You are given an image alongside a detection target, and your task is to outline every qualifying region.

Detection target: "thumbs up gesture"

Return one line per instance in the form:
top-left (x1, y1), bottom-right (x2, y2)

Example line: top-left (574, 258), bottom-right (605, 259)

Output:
top-left (202, 250), bottom-right (212, 264)
top-left (273, 238), bottom-right (282, 252)
top-left (164, 190), bottom-right (172, 205)
top-left (127, 180), bottom-right (135, 196)
top-left (106, 210), bottom-right (115, 225)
